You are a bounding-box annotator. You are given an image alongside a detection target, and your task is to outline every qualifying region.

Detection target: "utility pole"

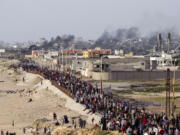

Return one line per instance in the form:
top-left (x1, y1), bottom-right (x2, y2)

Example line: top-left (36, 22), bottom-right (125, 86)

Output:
top-left (57, 46), bottom-right (61, 72)
top-left (58, 47), bottom-right (60, 71)
top-left (166, 68), bottom-right (171, 117)
top-left (68, 52), bottom-right (71, 73)
top-left (66, 49), bottom-right (68, 72)
top-left (101, 56), bottom-right (103, 91)
top-left (61, 46), bottom-right (64, 72)
top-left (68, 50), bottom-right (71, 73)
top-left (172, 59), bottom-right (176, 114)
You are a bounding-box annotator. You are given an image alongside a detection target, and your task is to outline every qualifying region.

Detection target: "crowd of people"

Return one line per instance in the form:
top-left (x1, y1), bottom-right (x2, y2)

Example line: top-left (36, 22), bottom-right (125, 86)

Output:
top-left (0, 120), bottom-right (16, 135)
top-left (0, 131), bottom-right (15, 135)
top-left (19, 62), bottom-right (180, 135)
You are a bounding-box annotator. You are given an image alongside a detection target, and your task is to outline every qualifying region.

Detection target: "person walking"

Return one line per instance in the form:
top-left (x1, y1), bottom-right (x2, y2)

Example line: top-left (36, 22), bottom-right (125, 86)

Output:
top-left (44, 127), bottom-right (47, 134)
top-left (47, 127), bottom-right (51, 135)
top-left (12, 120), bottom-right (15, 127)
top-left (92, 117), bottom-right (94, 125)
top-left (53, 112), bottom-right (57, 121)
top-left (23, 128), bottom-right (26, 134)
top-left (74, 121), bottom-right (77, 129)
top-left (1, 131), bottom-right (4, 135)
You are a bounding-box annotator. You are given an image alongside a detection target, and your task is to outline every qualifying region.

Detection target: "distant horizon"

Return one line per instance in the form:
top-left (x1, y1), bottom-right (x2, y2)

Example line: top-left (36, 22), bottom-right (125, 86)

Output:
top-left (0, 26), bottom-right (179, 44)
top-left (0, 0), bottom-right (180, 43)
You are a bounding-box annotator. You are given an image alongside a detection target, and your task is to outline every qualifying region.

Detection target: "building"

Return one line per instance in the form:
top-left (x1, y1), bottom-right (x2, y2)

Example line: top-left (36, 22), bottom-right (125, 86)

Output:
top-left (31, 49), bottom-right (45, 58)
top-left (71, 59), bottom-right (83, 73)
top-left (83, 50), bottom-right (100, 58)
top-left (110, 57), bottom-right (145, 71)
top-left (93, 60), bottom-right (110, 72)
top-left (125, 52), bottom-right (133, 57)
top-left (83, 51), bottom-right (89, 59)
top-left (0, 49), bottom-right (5, 57)
top-left (48, 50), bottom-right (58, 57)
top-left (43, 50), bottom-right (58, 60)
top-left (83, 48), bottom-right (112, 58)
top-left (62, 48), bottom-right (83, 55)
top-left (32, 50), bottom-right (38, 57)
top-left (145, 51), bottom-right (175, 70)
top-left (71, 58), bottom-right (111, 80)
top-left (145, 33), bottom-right (176, 71)
top-left (25, 55), bottom-right (33, 58)
top-left (0, 49), bottom-right (5, 53)
top-left (114, 49), bottom-right (124, 56)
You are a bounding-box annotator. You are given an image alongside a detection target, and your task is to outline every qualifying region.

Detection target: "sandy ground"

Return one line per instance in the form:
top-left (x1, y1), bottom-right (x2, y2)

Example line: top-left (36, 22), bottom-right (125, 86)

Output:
top-left (0, 59), bottom-right (100, 134)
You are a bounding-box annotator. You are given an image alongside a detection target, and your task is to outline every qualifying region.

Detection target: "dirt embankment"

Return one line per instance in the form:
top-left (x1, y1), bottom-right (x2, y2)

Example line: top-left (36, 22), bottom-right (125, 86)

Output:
top-left (0, 59), bottom-right (101, 134)
top-left (52, 126), bottom-right (119, 135)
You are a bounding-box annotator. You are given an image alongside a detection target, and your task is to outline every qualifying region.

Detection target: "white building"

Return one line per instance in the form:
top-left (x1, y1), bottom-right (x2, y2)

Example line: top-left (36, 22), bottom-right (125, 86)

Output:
top-left (145, 33), bottom-right (178, 71)
top-left (0, 49), bottom-right (5, 57)
top-left (0, 49), bottom-right (5, 53)
top-left (44, 50), bottom-right (58, 60)
top-left (146, 51), bottom-right (176, 70)
top-left (114, 49), bottom-right (124, 56)
top-left (48, 50), bottom-right (58, 57)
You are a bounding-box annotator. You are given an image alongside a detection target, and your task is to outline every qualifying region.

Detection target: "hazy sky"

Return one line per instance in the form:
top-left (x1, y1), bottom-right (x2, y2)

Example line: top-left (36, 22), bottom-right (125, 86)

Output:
top-left (0, 0), bottom-right (180, 42)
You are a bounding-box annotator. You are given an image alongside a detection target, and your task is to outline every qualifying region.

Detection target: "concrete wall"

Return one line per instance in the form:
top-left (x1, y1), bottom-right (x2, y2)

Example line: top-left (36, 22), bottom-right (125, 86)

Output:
top-left (81, 69), bottom-right (92, 77)
top-left (110, 71), bottom-right (180, 80)
top-left (92, 72), bottom-right (110, 80)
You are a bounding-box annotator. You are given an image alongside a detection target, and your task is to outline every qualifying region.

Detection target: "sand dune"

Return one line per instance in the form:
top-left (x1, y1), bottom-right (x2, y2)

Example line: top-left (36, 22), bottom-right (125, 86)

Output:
top-left (0, 59), bottom-right (100, 134)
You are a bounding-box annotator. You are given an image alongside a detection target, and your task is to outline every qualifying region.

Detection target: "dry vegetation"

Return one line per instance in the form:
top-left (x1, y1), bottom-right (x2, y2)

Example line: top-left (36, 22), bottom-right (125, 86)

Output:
top-left (110, 79), bottom-right (180, 113)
